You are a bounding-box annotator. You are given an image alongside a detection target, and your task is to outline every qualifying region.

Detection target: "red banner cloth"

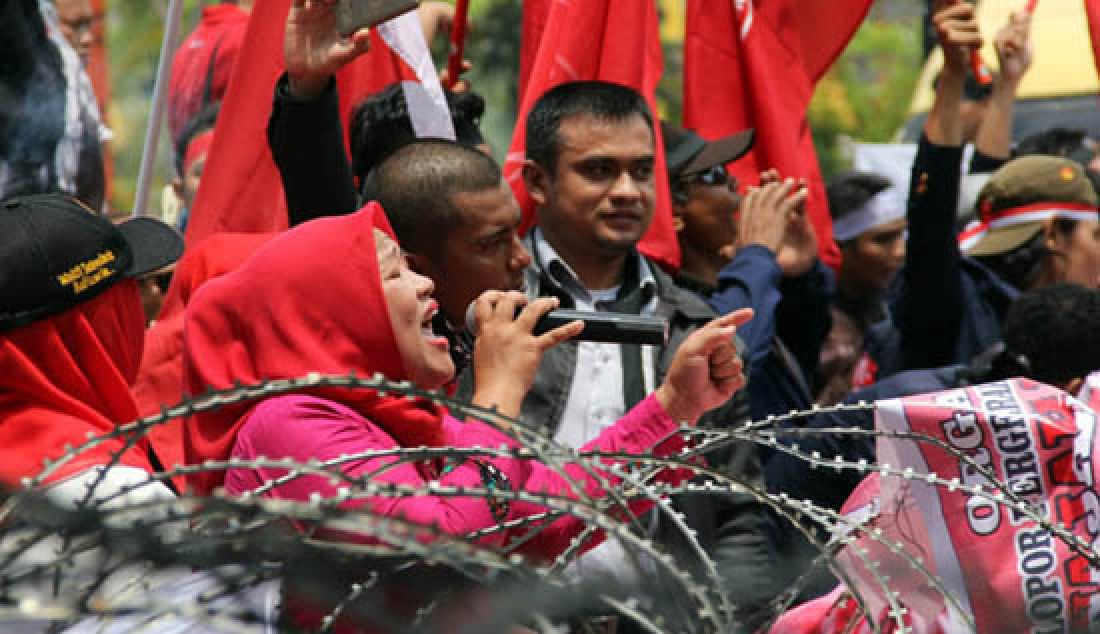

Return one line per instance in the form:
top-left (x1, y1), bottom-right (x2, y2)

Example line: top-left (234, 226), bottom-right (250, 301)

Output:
top-left (504, 0), bottom-right (679, 271)
top-left (184, 0), bottom-right (413, 247)
top-left (518, 0), bottom-right (553, 101)
top-left (1087, 0), bottom-right (1100, 81)
top-left (683, 0), bottom-right (872, 271)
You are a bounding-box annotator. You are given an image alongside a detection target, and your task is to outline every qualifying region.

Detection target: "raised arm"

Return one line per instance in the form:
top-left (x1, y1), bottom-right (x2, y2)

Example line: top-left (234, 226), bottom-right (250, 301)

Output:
top-left (972, 10), bottom-right (1032, 166)
top-left (892, 0), bottom-right (981, 370)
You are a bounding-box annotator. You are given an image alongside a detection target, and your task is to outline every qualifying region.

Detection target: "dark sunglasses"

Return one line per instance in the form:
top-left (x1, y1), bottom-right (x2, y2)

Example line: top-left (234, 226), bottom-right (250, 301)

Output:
top-left (681, 164), bottom-right (731, 188)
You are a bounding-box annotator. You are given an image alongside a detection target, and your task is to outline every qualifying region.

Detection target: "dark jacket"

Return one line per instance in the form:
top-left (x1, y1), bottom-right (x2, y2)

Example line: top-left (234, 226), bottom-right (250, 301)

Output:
top-left (888, 135), bottom-right (1019, 373)
top-left (520, 240), bottom-right (779, 629)
top-left (702, 245), bottom-right (833, 423)
top-left (268, 74), bottom-right (359, 226)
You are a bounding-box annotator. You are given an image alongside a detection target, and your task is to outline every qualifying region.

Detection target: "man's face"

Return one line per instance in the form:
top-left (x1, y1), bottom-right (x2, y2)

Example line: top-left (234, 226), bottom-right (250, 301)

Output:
top-left (676, 165), bottom-right (742, 267)
top-left (55, 0), bottom-right (95, 65)
top-left (529, 113), bottom-right (656, 259)
top-left (1052, 218), bottom-right (1100, 289)
top-left (416, 183), bottom-right (532, 325)
top-left (839, 218), bottom-right (907, 297)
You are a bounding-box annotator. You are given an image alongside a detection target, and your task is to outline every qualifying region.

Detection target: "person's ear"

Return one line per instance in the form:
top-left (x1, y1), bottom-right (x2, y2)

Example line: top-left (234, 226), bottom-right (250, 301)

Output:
top-left (672, 202), bottom-right (686, 232)
top-left (523, 160), bottom-right (550, 207)
top-left (1042, 217), bottom-right (1063, 250)
top-left (171, 177), bottom-right (185, 199)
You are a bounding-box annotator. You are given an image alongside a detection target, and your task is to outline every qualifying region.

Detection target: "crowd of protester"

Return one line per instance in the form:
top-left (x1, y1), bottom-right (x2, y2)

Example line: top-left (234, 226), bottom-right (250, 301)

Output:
top-left (2, 0), bottom-right (1100, 632)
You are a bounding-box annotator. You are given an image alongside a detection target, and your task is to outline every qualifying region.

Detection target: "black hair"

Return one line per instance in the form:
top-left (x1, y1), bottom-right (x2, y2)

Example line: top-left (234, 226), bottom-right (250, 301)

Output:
top-left (998, 284), bottom-right (1100, 385)
top-left (525, 81), bottom-right (654, 174)
top-left (1016, 127), bottom-right (1090, 159)
top-left (173, 102), bottom-right (221, 177)
top-left (826, 171), bottom-right (893, 222)
top-left (349, 84), bottom-right (486, 183)
top-left (360, 139), bottom-right (502, 253)
top-left (972, 217), bottom-right (1079, 290)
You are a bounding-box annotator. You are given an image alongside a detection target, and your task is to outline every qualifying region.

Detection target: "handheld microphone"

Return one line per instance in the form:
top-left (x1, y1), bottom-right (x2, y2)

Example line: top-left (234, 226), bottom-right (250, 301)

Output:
top-left (465, 302), bottom-right (669, 345)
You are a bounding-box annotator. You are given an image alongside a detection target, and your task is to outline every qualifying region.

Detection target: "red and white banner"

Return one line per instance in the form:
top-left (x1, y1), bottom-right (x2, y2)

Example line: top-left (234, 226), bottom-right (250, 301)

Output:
top-left (776, 379), bottom-right (1100, 632)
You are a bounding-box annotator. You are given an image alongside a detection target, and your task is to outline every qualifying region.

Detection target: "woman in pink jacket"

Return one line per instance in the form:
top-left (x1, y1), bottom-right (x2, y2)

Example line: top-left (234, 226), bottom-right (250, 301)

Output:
top-left (183, 201), bottom-right (751, 629)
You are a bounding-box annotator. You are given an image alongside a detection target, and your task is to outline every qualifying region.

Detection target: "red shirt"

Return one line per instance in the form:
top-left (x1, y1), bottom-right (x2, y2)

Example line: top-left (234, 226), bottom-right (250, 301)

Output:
top-left (167, 4), bottom-right (249, 142)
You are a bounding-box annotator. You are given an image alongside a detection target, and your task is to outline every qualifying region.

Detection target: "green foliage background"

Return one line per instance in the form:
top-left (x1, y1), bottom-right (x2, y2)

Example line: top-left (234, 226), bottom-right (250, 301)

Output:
top-left (105, 0), bottom-right (925, 215)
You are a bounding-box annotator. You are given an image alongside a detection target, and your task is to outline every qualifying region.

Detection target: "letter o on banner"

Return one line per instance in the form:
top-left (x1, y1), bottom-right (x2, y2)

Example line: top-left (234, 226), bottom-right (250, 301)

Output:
top-left (966, 495), bottom-right (1000, 535)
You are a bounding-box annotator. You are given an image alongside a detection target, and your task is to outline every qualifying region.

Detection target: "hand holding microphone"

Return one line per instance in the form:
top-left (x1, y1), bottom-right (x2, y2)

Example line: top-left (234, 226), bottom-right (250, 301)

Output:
top-left (467, 292), bottom-right (584, 419)
top-left (465, 299), bottom-right (670, 345)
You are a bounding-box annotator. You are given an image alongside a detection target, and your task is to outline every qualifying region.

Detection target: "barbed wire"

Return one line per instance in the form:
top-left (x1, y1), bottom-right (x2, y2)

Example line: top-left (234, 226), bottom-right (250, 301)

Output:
top-left (1, 373), bottom-right (1096, 632)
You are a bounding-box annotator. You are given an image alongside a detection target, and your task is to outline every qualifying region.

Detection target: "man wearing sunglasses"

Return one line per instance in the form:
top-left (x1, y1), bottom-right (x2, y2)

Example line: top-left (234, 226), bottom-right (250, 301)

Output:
top-left (665, 121), bottom-right (832, 425)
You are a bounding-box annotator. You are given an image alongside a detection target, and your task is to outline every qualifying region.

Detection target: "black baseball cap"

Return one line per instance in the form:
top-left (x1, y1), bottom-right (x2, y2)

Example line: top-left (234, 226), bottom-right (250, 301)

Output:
top-left (0, 193), bottom-right (184, 331)
top-left (661, 121), bottom-right (755, 179)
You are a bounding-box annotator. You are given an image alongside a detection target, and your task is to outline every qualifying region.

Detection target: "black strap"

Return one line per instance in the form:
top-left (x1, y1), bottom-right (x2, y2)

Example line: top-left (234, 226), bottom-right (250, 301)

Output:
top-left (200, 37), bottom-right (225, 109)
top-left (597, 256), bottom-right (653, 411)
top-left (146, 445), bottom-right (180, 496)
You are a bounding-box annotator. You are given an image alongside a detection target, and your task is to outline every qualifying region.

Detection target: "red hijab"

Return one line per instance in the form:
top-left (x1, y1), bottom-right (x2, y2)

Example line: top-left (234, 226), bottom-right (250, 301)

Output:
top-left (0, 281), bottom-right (153, 486)
top-left (183, 203), bottom-right (445, 495)
top-left (133, 233), bottom-right (273, 491)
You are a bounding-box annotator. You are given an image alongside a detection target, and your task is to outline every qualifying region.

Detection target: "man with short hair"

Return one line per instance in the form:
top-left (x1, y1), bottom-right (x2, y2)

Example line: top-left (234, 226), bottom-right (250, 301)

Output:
top-left (361, 140), bottom-right (530, 329)
top-left (519, 81), bottom-right (775, 628)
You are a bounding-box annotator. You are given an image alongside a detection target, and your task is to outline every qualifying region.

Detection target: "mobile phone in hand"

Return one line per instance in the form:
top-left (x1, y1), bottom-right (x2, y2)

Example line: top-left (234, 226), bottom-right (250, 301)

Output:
top-left (334, 0), bottom-right (421, 37)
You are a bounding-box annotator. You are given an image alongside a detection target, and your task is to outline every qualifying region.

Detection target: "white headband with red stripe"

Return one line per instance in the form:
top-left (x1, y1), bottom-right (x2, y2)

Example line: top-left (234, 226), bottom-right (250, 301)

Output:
top-left (958, 201), bottom-right (1098, 253)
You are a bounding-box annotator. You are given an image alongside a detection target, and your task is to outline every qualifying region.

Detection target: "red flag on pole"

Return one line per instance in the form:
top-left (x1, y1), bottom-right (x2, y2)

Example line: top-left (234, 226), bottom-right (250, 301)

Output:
top-left (683, 0), bottom-right (872, 271)
top-left (184, 1), bottom-right (415, 246)
top-left (519, 0), bottom-right (553, 101)
top-left (1087, 0), bottom-right (1100, 80)
top-left (505, 0), bottom-right (680, 271)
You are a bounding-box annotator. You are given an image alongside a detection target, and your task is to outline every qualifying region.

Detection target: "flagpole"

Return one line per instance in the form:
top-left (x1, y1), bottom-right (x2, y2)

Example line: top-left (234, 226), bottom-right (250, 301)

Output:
top-left (444, 0), bottom-right (470, 89)
top-left (132, 0), bottom-right (185, 218)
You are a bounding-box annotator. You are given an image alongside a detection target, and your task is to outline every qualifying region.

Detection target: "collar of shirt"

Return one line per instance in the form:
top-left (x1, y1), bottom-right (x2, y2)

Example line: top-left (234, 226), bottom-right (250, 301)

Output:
top-left (531, 228), bottom-right (657, 312)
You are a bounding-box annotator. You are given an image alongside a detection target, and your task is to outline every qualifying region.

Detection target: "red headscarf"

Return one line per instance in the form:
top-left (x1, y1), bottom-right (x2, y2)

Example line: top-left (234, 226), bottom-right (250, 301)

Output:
top-left (183, 202), bottom-right (445, 495)
top-left (133, 233), bottom-right (274, 491)
top-left (0, 281), bottom-right (153, 487)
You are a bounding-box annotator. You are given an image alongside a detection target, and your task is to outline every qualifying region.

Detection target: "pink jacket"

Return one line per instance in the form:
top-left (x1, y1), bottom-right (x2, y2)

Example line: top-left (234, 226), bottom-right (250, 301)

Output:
top-left (225, 392), bottom-right (689, 561)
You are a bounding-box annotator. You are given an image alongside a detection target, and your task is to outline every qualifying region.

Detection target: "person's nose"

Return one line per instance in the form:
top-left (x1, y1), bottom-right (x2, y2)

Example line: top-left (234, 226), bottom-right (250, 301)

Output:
top-left (609, 170), bottom-right (642, 203)
top-left (415, 271), bottom-right (435, 297)
top-left (510, 234), bottom-right (532, 271)
top-left (892, 236), bottom-right (906, 263)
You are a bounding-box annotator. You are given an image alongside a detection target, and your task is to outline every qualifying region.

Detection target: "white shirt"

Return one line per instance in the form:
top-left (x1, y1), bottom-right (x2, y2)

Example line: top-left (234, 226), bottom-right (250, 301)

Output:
top-left (531, 229), bottom-right (661, 584)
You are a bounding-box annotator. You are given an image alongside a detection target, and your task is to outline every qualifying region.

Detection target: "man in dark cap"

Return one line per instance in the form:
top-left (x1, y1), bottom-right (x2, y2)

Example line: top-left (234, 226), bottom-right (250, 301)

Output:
top-left (664, 121), bottom-right (830, 424)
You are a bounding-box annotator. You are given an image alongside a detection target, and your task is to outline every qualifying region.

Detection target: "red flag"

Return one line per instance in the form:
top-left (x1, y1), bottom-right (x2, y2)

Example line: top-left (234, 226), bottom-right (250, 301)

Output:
top-left (184, 1), bottom-right (415, 246)
top-left (505, 0), bottom-right (679, 271)
top-left (1087, 0), bottom-right (1100, 81)
top-left (519, 0), bottom-right (553, 101)
top-left (683, 0), bottom-right (872, 271)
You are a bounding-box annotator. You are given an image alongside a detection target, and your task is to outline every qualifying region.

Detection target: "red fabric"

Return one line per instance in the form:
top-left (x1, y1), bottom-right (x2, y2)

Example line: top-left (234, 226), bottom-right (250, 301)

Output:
top-left (167, 4), bottom-right (250, 142)
top-left (683, 0), bottom-right (872, 271)
top-left (0, 282), bottom-right (153, 487)
top-left (133, 233), bottom-right (273, 492)
top-left (1087, 0), bottom-right (1100, 81)
top-left (503, 0), bottom-right (680, 271)
top-left (518, 0), bottom-right (553, 101)
top-left (183, 0), bottom-right (415, 247)
top-left (183, 203), bottom-right (444, 495)
top-left (88, 0), bottom-right (112, 202)
top-left (182, 129), bottom-right (214, 176)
